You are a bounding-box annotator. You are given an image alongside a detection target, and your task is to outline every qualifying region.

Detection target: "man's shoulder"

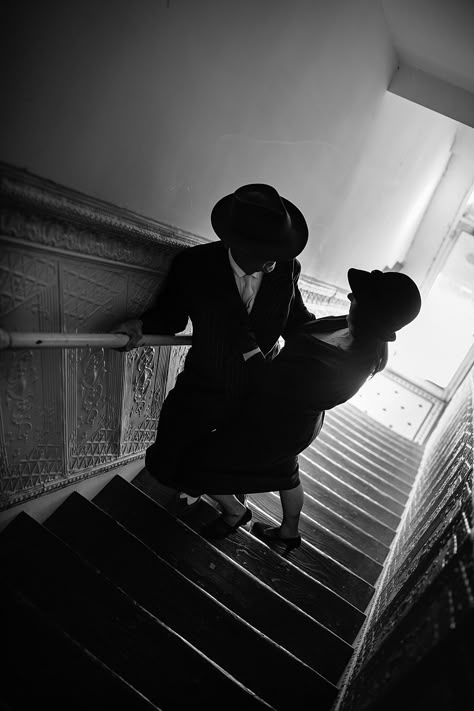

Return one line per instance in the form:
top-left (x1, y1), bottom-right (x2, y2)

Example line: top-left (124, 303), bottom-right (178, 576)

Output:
top-left (274, 257), bottom-right (301, 280)
top-left (175, 240), bottom-right (224, 264)
top-left (292, 258), bottom-right (302, 275)
top-left (311, 315), bottom-right (349, 330)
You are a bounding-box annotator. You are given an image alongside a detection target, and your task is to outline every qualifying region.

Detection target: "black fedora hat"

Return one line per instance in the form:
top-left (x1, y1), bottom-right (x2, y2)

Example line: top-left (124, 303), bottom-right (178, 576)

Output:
top-left (348, 268), bottom-right (421, 341)
top-left (211, 183), bottom-right (308, 260)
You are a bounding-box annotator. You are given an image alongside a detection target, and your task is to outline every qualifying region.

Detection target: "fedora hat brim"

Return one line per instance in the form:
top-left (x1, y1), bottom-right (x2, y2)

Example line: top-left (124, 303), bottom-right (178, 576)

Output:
top-left (211, 193), bottom-right (308, 260)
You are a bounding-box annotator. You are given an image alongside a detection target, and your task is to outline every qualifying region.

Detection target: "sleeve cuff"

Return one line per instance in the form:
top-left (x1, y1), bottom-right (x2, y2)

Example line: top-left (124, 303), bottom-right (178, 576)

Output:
top-left (243, 347), bottom-right (263, 361)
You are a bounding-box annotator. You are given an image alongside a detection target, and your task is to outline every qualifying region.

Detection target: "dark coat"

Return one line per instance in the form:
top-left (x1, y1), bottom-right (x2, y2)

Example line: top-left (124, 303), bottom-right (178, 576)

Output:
top-left (170, 316), bottom-right (382, 495)
top-left (143, 240), bottom-right (314, 480)
top-left (141, 241), bottom-right (313, 397)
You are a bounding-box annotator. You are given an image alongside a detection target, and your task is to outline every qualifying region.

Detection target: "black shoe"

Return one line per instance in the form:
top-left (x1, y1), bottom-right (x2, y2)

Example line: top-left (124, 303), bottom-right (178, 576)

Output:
top-left (170, 492), bottom-right (202, 517)
top-left (202, 507), bottom-right (252, 540)
top-left (251, 522), bottom-right (301, 550)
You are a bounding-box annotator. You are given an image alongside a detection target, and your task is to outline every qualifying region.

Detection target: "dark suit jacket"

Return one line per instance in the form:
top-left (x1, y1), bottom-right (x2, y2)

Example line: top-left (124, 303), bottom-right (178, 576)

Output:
top-left (170, 317), bottom-right (382, 495)
top-left (140, 240), bottom-right (314, 400)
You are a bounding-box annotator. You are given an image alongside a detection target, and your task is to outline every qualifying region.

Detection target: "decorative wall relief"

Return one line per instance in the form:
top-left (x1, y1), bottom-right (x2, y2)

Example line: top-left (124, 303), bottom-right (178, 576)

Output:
top-left (66, 345), bottom-right (119, 472)
top-left (132, 347), bottom-right (155, 416)
top-left (0, 248), bottom-right (58, 320)
top-left (63, 264), bottom-right (125, 331)
top-left (0, 238), bottom-right (65, 501)
top-left (127, 275), bottom-right (163, 319)
top-left (120, 345), bottom-right (171, 457)
top-left (6, 351), bottom-right (35, 440)
top-left (79, 348), bottom-right (106, 427)
top-left (0, 348), bottom-right (64, 500)
top-left (0, 162), bottom-right (204, 509)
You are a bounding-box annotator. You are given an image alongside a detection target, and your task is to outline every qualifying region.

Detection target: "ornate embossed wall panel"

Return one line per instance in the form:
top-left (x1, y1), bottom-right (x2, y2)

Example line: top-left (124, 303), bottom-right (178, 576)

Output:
top-left (0, 162), bottom-right (203, 509)
top-left (60, 257), bottom-right (133, 472)
top-left (0, 244), bottom-right (65, 504)
top-left (120, 345), bottom-right (171, 456)
top-left (0, 348), bottom-right (65, 501)
top-left (65, 346), bottom-right (119, 472)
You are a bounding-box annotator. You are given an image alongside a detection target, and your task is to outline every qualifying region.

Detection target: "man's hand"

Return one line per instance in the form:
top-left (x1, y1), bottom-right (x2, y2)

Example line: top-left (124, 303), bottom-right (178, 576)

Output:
top-left (240, 330), bottom-right (258, 354)
top-left (110, 319), bottom-right (144, 351)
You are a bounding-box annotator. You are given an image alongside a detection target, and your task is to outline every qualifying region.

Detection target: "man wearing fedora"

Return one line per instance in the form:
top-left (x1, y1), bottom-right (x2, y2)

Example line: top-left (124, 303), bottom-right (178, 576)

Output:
top-left (114, 183), bottom-right (314, 516)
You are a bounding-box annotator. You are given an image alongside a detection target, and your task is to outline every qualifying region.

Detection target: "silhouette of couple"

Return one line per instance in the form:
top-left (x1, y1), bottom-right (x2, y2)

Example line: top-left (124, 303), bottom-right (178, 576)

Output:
top-left (115, 184), bottom-right (421, 549)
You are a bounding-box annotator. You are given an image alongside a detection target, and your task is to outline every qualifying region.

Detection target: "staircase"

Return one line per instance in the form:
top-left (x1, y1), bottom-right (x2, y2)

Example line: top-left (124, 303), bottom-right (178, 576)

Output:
top-left (0, 402), bottom-right (423, 710)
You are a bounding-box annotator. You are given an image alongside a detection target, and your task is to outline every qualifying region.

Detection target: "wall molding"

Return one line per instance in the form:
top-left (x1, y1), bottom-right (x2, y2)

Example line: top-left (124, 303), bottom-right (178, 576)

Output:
top-left (0, 162), bottom-right (207, 260)
top-left (0, 162), bottom-right (200, 511)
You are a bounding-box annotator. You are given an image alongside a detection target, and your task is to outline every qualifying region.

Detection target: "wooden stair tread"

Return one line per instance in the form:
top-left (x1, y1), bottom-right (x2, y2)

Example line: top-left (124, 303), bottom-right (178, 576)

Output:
top-left (316, 428), bottom-right (415, 492)
top-left (318, 423), bottom-right (416, 490)
top-left (190, 494), bottom-right (373, 624)
top-left (129, 471), bottom-right (373, 611)
top-left (319, 420), bottom-right (418, 483)
top-left (0, 583), bottom-right (159, 711)
top-left (299, 466), bottom-right (397, 546)
top-left (45, 492), bottom-right (341, 701)
top-left (0, 512), bottom-right (272, 711)
top-left (303, 449), bottom-right (405, 515)
top-left (178, 498), bottom-right (364, 645)
top-left (299, 455), bottom-right (401, 529)
top-left (248, 493), bottom-right (382, 586)
top-left (326, 406), bottom-right (424, 459)
top-left (310, 440), bottom-right (410, 502)
top-left (94, 476), bottom-right (355, 681)
top-left (270, 488), bottom-right (390, 564)
top-left (136, 468), bottom-right (364, 644)
top-left (327, 402), bottom-right (424, 446)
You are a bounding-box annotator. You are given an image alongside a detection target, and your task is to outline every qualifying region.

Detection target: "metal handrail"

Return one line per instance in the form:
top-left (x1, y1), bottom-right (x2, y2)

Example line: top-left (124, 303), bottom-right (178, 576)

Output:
top-left (0, 329), bottom-right (192, 350)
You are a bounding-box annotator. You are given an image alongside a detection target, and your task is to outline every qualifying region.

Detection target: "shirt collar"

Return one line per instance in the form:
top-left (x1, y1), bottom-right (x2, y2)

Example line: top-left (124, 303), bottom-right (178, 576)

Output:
top-left (228, 249), bottom-right (261, 278)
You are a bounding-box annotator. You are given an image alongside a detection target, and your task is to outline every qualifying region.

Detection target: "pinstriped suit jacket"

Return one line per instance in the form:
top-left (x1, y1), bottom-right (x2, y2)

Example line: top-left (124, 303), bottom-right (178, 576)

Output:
top-left (140, 241), bottom-right (314, 401)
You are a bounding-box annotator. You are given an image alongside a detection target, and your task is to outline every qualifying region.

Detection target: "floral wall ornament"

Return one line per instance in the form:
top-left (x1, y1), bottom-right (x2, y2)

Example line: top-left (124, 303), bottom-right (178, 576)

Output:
top-left (6, 351), bottom-right (36, 440)
top-left (0, 163), bottom-right (201, 508)
top-left (132, 347), bottom-right (155, 416)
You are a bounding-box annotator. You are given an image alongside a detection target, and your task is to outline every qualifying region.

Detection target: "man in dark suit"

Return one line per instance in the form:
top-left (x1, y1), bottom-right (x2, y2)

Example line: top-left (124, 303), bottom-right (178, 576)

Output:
top-left (115, 183), bottom-right (314, 516)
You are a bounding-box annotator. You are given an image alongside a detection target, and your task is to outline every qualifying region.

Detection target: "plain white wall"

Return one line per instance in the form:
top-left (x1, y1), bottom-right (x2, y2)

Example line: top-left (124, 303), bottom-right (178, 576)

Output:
top-left (305, 93), bottom-right (459, 283)
top-left (403, 125), bottom-right (474, 290)
top-left (1, 0), bottom-right (397, 286)
top-left (2, 0), bottom-right (468, 288)
top-left (382, 0), bottom-right (474, 92)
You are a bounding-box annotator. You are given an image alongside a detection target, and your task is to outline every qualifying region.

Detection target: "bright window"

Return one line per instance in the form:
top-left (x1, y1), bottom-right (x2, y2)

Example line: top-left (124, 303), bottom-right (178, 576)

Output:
top-left (389, 229), bottom-right (474, 388)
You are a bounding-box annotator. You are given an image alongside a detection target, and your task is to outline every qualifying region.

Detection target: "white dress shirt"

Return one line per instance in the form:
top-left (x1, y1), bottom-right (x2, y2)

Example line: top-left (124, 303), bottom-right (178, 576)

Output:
top-left (228, 250), bottom-right (263, 360)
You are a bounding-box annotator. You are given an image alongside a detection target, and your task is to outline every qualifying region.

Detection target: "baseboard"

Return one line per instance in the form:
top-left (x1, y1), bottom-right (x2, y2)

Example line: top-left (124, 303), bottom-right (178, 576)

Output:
top-left (0, 457), bottom-right (145, 533)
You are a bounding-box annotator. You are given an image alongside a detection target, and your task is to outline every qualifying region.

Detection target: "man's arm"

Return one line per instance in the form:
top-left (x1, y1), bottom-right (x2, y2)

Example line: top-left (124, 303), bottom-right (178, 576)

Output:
top-left (111, 251), bottom-right (190, 351)
top-left (282, 259), bottom-right (315, 337)
top-left (140, 253), bottom-right (190, 335)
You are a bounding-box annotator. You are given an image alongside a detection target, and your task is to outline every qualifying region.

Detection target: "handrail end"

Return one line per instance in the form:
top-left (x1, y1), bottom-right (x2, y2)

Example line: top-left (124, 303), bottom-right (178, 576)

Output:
top-left (0, 329), bottom-right (11, 350)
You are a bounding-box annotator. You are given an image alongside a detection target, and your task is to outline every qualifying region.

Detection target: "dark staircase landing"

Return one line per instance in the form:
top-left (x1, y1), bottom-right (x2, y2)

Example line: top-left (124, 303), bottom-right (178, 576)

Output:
top-left (1, 402), bottom-right (423, 710)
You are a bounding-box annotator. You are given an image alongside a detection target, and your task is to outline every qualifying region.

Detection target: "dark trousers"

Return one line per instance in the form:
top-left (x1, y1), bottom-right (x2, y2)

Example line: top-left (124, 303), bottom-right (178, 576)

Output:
top-left (145, 378), bottom-right (235, 493)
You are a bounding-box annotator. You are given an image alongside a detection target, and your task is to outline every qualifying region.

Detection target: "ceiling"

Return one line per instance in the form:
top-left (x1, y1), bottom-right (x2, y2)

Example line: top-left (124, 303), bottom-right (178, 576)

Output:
top-left (0, 0), bottom-right (472, 287)
top-left (382, 0), bottom-right (474, 94)
top-left (378, 0), bottom-right (474, 229)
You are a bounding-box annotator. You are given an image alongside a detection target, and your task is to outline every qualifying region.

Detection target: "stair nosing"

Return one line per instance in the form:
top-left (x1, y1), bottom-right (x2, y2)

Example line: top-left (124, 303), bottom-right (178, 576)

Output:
top-left (303, 449), bottom-right (406, 513)
top-left (311, 437), bottom-right (412, 497)
top-left (248, 500), bottom-right (377, 592)
top-left (320, 420), bottom-right (419, 480)
top-left (2, 512), bottom-right (278, 710)
top-left (299, 464), bottom-right (398, 534)
top-left (290, 488), bottom-right (391, 560)
top-left (48, 492), bottom-right (350, 681)
top-left (299, 454), bottom-right (402, 525)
